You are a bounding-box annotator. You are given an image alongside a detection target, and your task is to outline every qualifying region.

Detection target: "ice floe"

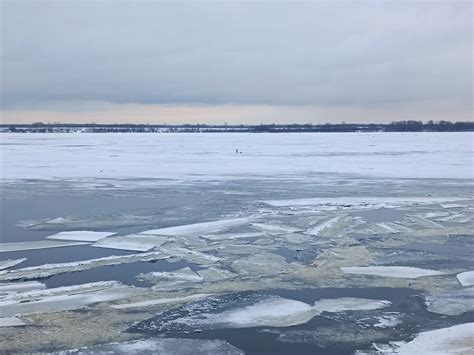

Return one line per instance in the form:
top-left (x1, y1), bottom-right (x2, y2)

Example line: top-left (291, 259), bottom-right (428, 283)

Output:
top-left (305, 216), bottom-right (342, 235)
top-left (0, 316), bottom-right (25, 327)
top-left (138, 267), bottom-right (203, 283)
top-left (93, 234), bottom-right (168, 252)
top-left (0, 252), bottom-right (168, 281)
top-left (0, 281), bottom-right (143, 317)
top-left (425, 287), bottom-right (474, 316)
top-left (373, 313), bottom-right (402, 328)
top-left (376, 323), bottom-right (474, 354)
top-left (0, 281), bottom-right (46, 294)
top-left (46, 231), bottom-right (116, 242)
top-left (341, 266), bottom-right (446, 279)
top-left (141, 218), bottom-right (251, 236)
top-left (0, 240), bottom-right (89, 253)
top-left (250, 223), bottom-right (302, 234)
top-left (456, 271), bottom-right (474, 286)
top-left (313, 297), bottom-right (391, 313)
top-left (0, 258), bottom-right (26, 270)
top-left (111, 293), bottom-right (213, 309)
top-left (48, 338), bottom-right (244, 355)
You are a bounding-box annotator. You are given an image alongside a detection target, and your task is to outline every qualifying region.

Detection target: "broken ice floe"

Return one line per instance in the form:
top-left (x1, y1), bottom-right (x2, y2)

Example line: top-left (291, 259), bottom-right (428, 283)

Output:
top-left (93, 234), bottom-right (168, 252)
top-left (0, 281), bottom-right (46, 294)
top-left (425, 287), bottom-right (474, 315)
top-left (249, 223), bottom-right (302, 235)
top-left (160, 246), bottom-right (220, 265)
top-left (0, 281), bottom-right (143, 317)
top-left (132, 293), bottom-right (391, 333)
top-left (0, 316), bottom-right (25, 327)
top-left (111, 293), bottom-right (213, 309)
top-left (0, 252), bottom-right (168, 281)
top-left (456, 271), bottom-right (474, 286)
top-left (0, 258), bottom-right (26, 270)
top-left (200, 232), bottom-right (265, 241)
top-left (0, 240), bottom-right (89, 253)
top-left (46, 231), bottom-right (116, 242)
top-left (141, 218), bottom-right (251, 236)
top-left (368, 322), bottom-right (474, 354)
top-left (341, 266), bottom-right (446, 279)
top-left (138, 267), bottom-right (203, 283)
top-left (304, 216), bottom-right (342, 235)
top-left (48, 338), bottom-right (244, 355)
top-left (373, 313), bottom-right (402, 328)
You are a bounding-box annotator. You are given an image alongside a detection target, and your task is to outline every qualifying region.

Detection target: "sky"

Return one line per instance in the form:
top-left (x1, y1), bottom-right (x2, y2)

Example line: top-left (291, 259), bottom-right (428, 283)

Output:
top-left (0, 0), bottom-right (472, 124)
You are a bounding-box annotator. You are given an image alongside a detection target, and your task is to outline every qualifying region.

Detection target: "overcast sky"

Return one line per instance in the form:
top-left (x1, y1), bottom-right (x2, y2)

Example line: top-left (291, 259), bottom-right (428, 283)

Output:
top-left (1, 0), bottom-right (472, 124)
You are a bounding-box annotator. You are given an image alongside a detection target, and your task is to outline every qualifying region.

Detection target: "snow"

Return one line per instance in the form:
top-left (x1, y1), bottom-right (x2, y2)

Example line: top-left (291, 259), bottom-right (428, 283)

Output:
top-left (391, 323), bottom-right (474, 354)
top-left (1, 133), bottom-right (472, 181)
top-left (0, 240), bottom-right (89, 253)
top-left (457, 271), bottom-right (474, 286)
top-left (0, 316), bottom-right (25, 327)
top-left (0, 258), bottom-right (26, 270)
top-left (341, 266), bottom-right (446, 279)
top-left (111, 293), bottom-right (213, 309)
top-left (0, 281), bottom-right (143, 316)
top-left (141, 218), bottom-right (251, 236)
top-left (93, 234), bottom-right (168, 252)
top-left (313, 297), bottom-right (391, 313)
top-left (0, 252), bottom-right (167, 281)
top-left (46, 231), bottom-right (116, 242)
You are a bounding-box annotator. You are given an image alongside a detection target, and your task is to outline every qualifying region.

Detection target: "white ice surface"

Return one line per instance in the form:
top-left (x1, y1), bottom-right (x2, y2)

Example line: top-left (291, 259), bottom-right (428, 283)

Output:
top-left (341, 266), bottom-right (446, 279)
top-left (0, 281), bottom-right (46, 294)
top-left (46, 231), bottom-right (116, 242)
top-left (0, 258), bottom-right (26, 270)
top-left (111, 293), bottom-right (213, 309)
top-left (1, 133), bottom-right (472, 181)
top-left (305, 217), bottom-right (341, 235)
top-left (313, 297), bottom-right (391, 313)
top-left (391, 323), bottom-right (474, 354)
top-left (141, 218), bottom-right (251, 236)
top-left (93, 234), bottom-right (168, 252)
top-left (373, 313), bottom-right (402, 328)
top-left (0, 316), bottom-right (25, 327)
top-left (456, 271), bottom-right (474, 286)
top-left (0, 240), bottom-right (89, 253)
top-left (138, 267), bottom-right (203, 283)
top-left (249, 223), bottom-right (302, 235)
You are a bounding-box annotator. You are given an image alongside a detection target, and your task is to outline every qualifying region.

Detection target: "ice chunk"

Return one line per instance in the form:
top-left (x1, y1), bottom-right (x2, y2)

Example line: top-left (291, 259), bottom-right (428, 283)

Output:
top-left (250, 223), bottom-right (302, 235)
top-left (141, 218), bottom-right (251, 236)
top-left (161, 246), bottom-right (220, 265)
top-left (426, 287), bottom-right (474, 316)
top-left (313, 297), bottom-right (391, 313)
top-left (111, 293), bottom-right (213, 309)
top-left (46, 231), bottom-right (116, 242)
top-left (0, 251), bottom-right (167, 281)
top-left (197, 267), bottom-right (236, 282)
top-left (457, 271), bottom-right (474, 286)
top-left (93, 234), bottom-right (168, 252)
top-left (375, 223), bottom-right (399, 234)
top-left (48, 338), bottom-right (244, 355)
top-left (138, 267), bottom-right (203, 283)
top-left (387, 323), bottom-right (474, 354)
top-left (0, 258), bottom-right (26, 270)
top-left (0, 316), bottom-right (25, 327)
top-left (341, 266), bottom-right (446, 279)
top-left (0, 240), bottom-right (89, 253)
top-left (0, 281), bottom-right (46, 294)
top-left (373, 313), bottom-right (402, 328)
top-left (201, 232), bottom-right (265, 241)
top-left (0, 281), bottom-right (143, 316)
top-left (305, 216), bottom-right (342, 235)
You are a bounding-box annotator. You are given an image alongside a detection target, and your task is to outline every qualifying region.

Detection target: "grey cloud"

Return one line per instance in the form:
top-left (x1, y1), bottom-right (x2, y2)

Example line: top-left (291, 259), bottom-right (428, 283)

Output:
top-left (1, 1), bottom-right (472, 110)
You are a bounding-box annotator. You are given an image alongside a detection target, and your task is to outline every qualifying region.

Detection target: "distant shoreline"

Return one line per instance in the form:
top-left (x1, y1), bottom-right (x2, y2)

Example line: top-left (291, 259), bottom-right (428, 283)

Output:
top-left (1, 121), bottom-right (473, 133)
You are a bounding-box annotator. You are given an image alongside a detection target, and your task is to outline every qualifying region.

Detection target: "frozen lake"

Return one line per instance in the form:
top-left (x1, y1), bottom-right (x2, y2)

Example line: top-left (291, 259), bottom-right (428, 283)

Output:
top-left (0, 133), bottom-right (473, 354)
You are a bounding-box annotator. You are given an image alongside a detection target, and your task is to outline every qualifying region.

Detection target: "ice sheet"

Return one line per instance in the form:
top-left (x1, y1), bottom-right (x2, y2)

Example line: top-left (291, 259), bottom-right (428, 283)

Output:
top-left (313, 297), bottom-right (391, 313)
top-left (0, 252), bottom-right (168, 281)
top-left (0, 281), bottom-right (46, 294)
top-left (425, 288), bottom-right (474, 316)
top-left (388, 323), bottom-right (474, 354)
top-left (93, 234), bottom-right (168, 252)
top-left (341, 266), bottom-right (446, 279)
top-left (0, 281), bottom-right (143, 316)
top-left (457, 271), bottom-right (474, 286)
top-left (141, 218), bottom-right (251, 236)
top-left (0, 316), bottom-right (25, 327)
top-left (46, 231), bottom-right (116, 242)
top-left (0, 240), bottom-right (89, 253)
top-left (0, 258), bottom-right (26, 270)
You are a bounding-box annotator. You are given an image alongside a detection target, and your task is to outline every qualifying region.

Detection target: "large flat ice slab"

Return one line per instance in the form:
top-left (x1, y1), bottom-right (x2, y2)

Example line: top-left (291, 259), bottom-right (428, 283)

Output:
top-left (0, 281), bottom-right (143, 317)
top-left (313, 297), bottom-right (391, 313)
top-left (93, 234), bottom-right (168, 252)
top-left (425, 288), bottom-right (474, 316)
top-left (456, 271), bottom-right (474, 286)
top-left (141, 218), bottom-right (251, 236)
top-left (0, 240), bottom-right (89, 253)
top-left (46, 231), bottom-right (116, 242)
top-left (0, 251), bottom-right (168, 281)
top-left (341, 266), bottom-right (446, 279)
top-left (0, 316), bottom-right (25, 327)
top-left (0, 258), bottom-right (26, 270)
